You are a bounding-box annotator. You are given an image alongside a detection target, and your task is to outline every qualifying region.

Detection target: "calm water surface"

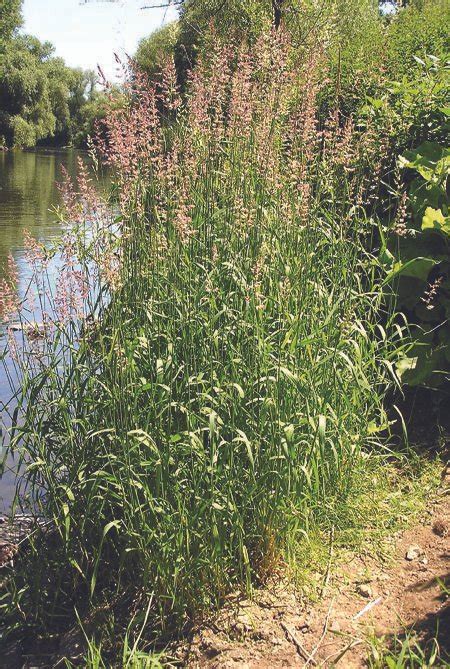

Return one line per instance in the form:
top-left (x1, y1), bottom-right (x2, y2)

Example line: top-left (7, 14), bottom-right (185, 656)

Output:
top-left (0, 148), bottom-right (102, 511)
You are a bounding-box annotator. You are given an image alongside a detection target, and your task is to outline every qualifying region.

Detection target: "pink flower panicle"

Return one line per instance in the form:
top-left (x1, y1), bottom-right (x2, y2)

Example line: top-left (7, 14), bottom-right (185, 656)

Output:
top-left (0, 254), bottom-right (19, 323)
top-left (23, 230), bottom-right (48, 269)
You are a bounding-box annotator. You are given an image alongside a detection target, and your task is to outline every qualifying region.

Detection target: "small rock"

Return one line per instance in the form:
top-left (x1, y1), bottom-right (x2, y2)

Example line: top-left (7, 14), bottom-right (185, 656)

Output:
top-left (0, 517), bottom-right (7, 525)
top-left (330, 620), bottom-right (341, 632)
top-left (432, 519), bottom-right (448, 538)
top-left (0, 542), bottom-right (18, 567)
top-left (235, 612), bottom-right (253, 631)
top-left (357, 583), bottom-right (372, 598)
top-left (405, 544), bottom-right (423, 561)
top-left (420, 557), bottom-right (428, 565)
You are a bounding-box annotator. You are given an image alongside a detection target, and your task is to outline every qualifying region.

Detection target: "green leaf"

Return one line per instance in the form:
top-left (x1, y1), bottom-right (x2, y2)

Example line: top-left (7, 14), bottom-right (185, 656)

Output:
top-left (279, 366), bottom-right (298, 382)
top-left (379, 246), bottom-right (395, 272)
top-left (102, 519), bottom-right (121, 538)
top-left (367, 96), bottom-right (384, 110)
top-left (399, 142), bottom-right (450, 182)
top-left (383, 257), bottom-right (435, 284)
top-left (233, 429), bottom-right (254, 468)
top-left (231, 382), bottom-right (245, 398)
top-left (409, 179), bottom-right (444, 221)
top-left (396, 344), bottom-right (450, 387)
top-left (422, 207), bottom-right (450, 236)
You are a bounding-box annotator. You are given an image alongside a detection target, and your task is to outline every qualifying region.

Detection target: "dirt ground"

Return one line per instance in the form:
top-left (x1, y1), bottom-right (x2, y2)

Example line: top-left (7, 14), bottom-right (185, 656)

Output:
top-left (1, 436), bottom-right (448, 667)
top-left (180, 468), bottom-right (450, 668)
top-left (1, 484), bottom-right (448, 669)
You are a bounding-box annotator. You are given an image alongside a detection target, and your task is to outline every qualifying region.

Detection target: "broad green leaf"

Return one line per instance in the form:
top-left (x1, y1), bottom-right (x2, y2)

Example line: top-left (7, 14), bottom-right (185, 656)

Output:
top-left (399, 142), bottom-right (450, 182)
top-left (409, 179), bottom-right (443, 220)
top-left (383, 257), bottom-right (435, 284)
top-left (422, 207), bottom-right (450, 235)
top-left (396, 345), bottom-right (449, 386)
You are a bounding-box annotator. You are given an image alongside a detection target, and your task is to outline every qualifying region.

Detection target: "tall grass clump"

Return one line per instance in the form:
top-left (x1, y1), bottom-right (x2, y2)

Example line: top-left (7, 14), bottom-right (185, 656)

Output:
top-left (2, 30), bottom-right (397, 643)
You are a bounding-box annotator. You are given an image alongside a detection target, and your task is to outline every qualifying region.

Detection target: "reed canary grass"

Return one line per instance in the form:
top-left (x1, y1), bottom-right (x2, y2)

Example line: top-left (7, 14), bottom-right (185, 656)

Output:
top-left (1, 30), bottom-right (398, 648)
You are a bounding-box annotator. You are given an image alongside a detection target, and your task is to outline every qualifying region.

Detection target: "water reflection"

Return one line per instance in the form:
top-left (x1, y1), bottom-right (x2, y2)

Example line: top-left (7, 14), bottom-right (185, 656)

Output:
top-left (0, 149), bottom-right (83, 268)
top-left (0, 148), bottom-right (106, 512)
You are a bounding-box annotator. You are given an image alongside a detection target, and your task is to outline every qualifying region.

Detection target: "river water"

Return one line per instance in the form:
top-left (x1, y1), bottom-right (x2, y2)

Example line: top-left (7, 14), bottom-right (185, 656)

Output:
top-left (0, 148), bottom-right (103, 512)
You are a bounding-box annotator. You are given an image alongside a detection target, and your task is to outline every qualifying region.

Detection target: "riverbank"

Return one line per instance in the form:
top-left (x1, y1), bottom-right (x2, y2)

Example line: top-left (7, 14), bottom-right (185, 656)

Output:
top-left (183, 474), bottom-right (449, 668)
top-left (1, 451), bottom-right (448, 667)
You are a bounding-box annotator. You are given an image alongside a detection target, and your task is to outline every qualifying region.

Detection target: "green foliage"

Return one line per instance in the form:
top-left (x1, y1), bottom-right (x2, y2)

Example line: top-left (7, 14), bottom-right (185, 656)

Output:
top-left (368, 631), bottom-right (444, 668)
top-left (71, 90), bottom-right (111, 147)
top-left (359, 52), bottom-right (449, 159)
top-left (383, 140), bottom-right (450, 386)
top-left (43, 60), bottom-right (97, 145)
top-left (0, 35), bottom-right (56, 147)
top-left (1, 0), bottom-right (449, 661)
top-left (8, 115), bottom-right (38, 147)
top-left (385, 0), bottom-right (450, 80)
top-left (0, 11), bottom-right (100, 148)
top-left (61, 617), bottom-right (165, 668)
top-left (179, 0), bottom-right (272, 38)
top-left (135, 22), bottom-right (179, 81)
top-left (1, 35), bottom-right (398, 646)
top-left (174, 0), bottom-right (273, 82)
top-left (175, 0), bottom-right (386, 101)
top-left (318, 0), bottom-right (385, 118)
top-left (0, 0), bottom-right (22, 43)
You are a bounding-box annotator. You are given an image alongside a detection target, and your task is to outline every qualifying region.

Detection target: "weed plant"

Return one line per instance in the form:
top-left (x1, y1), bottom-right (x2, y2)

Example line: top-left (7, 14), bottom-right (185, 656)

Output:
top-left (1, 30), bottom-right (400, 652)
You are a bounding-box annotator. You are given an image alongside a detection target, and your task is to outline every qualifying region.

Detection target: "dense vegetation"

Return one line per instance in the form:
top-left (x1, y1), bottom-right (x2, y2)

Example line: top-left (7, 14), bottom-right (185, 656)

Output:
top-left (0, 0), bottom-right (449, 665)
top-left (0, 0), bottom-right (108, 148)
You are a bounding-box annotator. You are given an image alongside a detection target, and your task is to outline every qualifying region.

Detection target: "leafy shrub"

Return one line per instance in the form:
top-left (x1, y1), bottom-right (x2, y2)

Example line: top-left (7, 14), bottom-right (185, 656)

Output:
top-left (9, 115), bottom-right (37, 147)
top-left (385, 0), bottom-right (450, 80)
top-left (383, 139), bottom-right (450, 386)
top-left (135, 22), bottom-right (179, 83)
top-left (358, 53), bottom-right (449, 164)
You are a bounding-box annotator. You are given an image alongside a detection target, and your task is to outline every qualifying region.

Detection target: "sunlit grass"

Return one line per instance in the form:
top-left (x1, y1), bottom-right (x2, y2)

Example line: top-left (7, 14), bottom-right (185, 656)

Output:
top-left (0, 31), bottom-right (403, 659)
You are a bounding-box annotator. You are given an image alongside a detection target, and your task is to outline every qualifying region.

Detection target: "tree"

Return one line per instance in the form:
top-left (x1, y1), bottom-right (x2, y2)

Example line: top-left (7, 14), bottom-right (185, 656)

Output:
top-left (0, 35), bottom-right (55, 147)
top-left (0, 29), bottom-right (100, 148)
top-left (135, 22), bottom-right (179, 81)
top-left (0, 0), bottom-right (22, 43)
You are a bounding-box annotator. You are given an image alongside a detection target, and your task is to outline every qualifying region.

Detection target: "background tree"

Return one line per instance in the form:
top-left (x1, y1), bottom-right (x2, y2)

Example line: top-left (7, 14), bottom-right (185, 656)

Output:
top-left (0, 0), bottom-right (22, 43)
top-left (0, 0), bottom-right (101, 148)
top-left (135, 22), bottom-right (179, 81)
top-left (0, 35), bottom-right (55, 147)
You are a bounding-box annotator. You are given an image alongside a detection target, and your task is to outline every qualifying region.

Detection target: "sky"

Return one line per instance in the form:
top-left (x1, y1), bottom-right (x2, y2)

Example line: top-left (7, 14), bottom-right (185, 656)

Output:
top-left (22, 0), bottom-right (178, 80)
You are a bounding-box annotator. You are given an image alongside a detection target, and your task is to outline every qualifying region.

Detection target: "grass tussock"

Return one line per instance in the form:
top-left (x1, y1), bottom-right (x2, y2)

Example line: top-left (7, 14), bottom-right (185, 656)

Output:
top-left (0, 19), bottom-right (447, 666)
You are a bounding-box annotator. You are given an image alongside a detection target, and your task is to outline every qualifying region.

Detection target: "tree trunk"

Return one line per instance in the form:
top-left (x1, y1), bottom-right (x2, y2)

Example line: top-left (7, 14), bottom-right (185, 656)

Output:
top-left (272, 0), bottom-right (284, 29)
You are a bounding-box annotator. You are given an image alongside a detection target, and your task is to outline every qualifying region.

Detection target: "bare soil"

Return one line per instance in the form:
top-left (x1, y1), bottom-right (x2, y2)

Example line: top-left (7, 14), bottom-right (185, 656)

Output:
top-left (181, 470), bottom-right (449, 668)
